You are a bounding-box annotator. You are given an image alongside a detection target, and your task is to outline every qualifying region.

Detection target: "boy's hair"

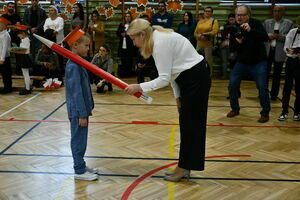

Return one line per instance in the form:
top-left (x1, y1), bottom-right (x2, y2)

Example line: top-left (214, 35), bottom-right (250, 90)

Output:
top-left (71, 33), bottom-right (90, 48)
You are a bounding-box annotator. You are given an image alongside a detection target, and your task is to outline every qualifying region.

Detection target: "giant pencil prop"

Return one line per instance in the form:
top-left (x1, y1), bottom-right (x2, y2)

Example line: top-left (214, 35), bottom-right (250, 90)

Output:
top-left (33, 34), bottom-right (153, 103)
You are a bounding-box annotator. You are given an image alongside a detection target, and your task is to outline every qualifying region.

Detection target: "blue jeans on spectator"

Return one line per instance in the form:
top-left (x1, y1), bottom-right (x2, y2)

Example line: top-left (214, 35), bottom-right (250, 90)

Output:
top-left (228, 61), bottom-right (270, 116)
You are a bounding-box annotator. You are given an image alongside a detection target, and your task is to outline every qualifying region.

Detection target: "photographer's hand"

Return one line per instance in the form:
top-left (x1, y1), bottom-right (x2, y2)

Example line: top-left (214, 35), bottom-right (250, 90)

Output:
top-left (236, 38), bottom-right (243, 44)
top-left (241, 23), bottom-right (251, 32)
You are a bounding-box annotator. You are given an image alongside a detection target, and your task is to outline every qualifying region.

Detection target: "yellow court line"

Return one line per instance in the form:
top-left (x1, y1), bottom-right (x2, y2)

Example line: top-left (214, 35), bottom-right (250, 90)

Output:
top-left (168, 122), bottom-right (178, 200)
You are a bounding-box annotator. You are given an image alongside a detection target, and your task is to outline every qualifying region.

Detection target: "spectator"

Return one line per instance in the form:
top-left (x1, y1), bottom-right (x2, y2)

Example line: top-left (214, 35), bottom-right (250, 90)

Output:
top-left (91, 44), bottom-right (114, 93)
top-left (264, 5), bottom-right (293, 101)
top-left (0, 17), bottom-right (12, 94)
top-left (220, 13), bottom-right (237, 79)
top-left (2, 2), bottom-right (22, 75)
top-left (23, 0), bottom-right (47, 60)
top-left (277, 16), bottom-right (300, 121)
top-left (43, 5), bottom-right (64, 44)
top-left (43, 5), bottom-right (64, 81)
top-left (227, 5), bottom-right (270, 123)
top-left (87, 10), bottom-right (105, 58)
top-left (151, 1), bottom-right (173, 28)
top-left (16, 27), bottom-right (32, 95)
top-left (116, 12), bottom-right (137, 78)
top-left (70, 3), bottom-right (86, 31)
top-left (177, 12), bottom-right (196, 47)
top-left (32, 44), bottom-right (60, 88)
top-left (194, 7), bottom-right (219, 74)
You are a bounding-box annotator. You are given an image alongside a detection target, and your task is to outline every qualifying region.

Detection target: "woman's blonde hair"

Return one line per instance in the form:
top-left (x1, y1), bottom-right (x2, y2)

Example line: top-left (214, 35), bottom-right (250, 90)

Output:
top-left (127, 18), bottom-right (173, 59)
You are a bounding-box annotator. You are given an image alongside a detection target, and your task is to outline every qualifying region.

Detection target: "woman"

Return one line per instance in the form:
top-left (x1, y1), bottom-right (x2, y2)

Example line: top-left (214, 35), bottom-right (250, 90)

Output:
top-left (125, 19), bottom-right (211, 182)
top-left (88, 10), bottom-right (105, 58)
top-left (43, 5), bottom-right (64, 44)
top-left (194, 7), bottom-right (219, 74)
top-left (116, 12), bottom-right (137, 78)
top-left (177, 12), bottom-right (196, 47)
top-left (91, 44), bottom-right (113, 93)
top-left (71, 3), bottom-right (86, 31)
top-left (43, 5), bottom-right (64, 81)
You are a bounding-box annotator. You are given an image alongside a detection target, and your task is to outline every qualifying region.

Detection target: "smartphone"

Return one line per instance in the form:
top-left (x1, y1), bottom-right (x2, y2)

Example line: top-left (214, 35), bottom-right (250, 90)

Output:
top-left (274, 30), bottom-right (279, 34)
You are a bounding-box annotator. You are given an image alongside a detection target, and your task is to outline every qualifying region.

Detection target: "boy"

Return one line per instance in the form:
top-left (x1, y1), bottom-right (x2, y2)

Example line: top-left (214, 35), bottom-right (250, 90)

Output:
top-left (64, 29), bottom-right (99, 181)
top-left (0, 17), bottom-right (12, 94)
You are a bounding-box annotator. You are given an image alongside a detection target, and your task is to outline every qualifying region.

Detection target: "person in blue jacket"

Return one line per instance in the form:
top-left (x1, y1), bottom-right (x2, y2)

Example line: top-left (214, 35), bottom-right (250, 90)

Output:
top-left (151, 1), bottom-right (173, 28)
top-left (65, 31), bottom-right (99, 181)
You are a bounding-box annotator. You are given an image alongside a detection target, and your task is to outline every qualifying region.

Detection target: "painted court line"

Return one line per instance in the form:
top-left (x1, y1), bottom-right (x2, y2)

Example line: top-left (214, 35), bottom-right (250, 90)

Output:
top-left (0, 102), bottom-right (66, 155)
top-left (1, 118), bottom-right (300, 128)
top-left (121, 155), bottom-right (251, 200)
top-left (0, 93), bottom-right (40, 118)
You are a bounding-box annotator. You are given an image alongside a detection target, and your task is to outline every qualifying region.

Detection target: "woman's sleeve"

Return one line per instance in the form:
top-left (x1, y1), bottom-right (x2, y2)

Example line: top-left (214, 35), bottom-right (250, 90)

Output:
top-left (55, 17), bottom-right (64, 32)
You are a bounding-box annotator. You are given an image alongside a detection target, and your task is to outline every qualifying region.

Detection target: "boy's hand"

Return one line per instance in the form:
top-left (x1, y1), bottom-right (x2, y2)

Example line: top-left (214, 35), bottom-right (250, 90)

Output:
top-left (79, 118), bottom-right (88, 127)
top-left (0, 61), bottom-right (4, 65)
top-left (124, 84), bottom-right (142, 95)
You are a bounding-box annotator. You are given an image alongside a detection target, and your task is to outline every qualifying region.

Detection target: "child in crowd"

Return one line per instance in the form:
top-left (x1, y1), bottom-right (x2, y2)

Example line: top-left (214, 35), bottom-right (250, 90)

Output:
top-left (16, 26), bottom-right (32, 95)
top-left (91, 44), bottom-right (113, 93)
top-left (0, 17), bottom-right (12, 94)
top-left (64, 29), bottom-right (99, 181)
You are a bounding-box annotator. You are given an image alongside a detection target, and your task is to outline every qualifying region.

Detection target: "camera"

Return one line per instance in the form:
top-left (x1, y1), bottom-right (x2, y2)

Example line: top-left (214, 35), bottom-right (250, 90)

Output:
top-left (235, 26), bottom-right (244, 39)
top-left (274, 29), bottom-right (279, 34)
top-left (292, 47), bottom-right (300, 54)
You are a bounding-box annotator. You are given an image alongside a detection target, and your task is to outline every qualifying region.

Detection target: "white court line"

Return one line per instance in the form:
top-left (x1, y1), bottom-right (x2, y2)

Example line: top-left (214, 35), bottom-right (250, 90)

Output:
top-left (0, 93), bottom-right (40, 118)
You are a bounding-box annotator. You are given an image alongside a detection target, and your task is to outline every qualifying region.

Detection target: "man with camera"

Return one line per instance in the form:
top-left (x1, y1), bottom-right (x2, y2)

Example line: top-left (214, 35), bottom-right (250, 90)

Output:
top-left (264, 6), bottom-right (293, 101)
top-left (227, 5), bottom-right (270, 123)
top-left (278, 16), bottom-right (300, 121)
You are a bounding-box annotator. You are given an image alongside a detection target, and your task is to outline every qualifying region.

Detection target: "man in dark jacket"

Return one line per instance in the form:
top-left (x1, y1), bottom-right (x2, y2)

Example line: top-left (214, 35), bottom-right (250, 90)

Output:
top-left (227, 5), bottom-right (271, 123)
top-left (23, 0), bottom-right (47, 60)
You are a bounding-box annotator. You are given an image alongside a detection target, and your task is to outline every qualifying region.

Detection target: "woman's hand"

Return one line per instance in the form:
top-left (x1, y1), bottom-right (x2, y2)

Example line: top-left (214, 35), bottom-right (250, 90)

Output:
top-left (124, 84), bottom-right (143, 95)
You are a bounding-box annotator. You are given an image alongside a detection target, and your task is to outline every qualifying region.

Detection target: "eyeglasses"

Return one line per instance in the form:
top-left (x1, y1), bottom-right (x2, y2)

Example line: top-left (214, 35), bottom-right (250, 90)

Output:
top-left (204, 10), bottom-right (212, 13)
top-left (236, 14), bottom-right (248, 17)
top-left (99, 49), bottom-right (107, 52)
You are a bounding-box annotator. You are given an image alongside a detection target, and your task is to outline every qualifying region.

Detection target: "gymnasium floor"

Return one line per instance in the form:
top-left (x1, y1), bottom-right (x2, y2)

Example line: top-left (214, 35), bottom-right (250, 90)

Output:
top-left (0, 78), bottom-right (299, 200)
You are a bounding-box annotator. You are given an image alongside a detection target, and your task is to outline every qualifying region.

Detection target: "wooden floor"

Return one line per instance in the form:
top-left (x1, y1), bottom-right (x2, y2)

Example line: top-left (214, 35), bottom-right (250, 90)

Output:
top-left (0, 78), bottom-right (299, 200)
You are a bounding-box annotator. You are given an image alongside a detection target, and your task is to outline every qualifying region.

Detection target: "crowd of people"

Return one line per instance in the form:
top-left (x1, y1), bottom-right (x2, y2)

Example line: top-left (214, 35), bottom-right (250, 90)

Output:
top-left (0, 0), bottom-right (299, 182)
top-left (0, 1), bottom-right (298, 117)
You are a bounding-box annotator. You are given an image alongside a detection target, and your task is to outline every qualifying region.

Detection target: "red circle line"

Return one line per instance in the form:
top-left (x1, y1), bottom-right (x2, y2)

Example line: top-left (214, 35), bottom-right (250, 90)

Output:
top-left (121, 155), bottom-right (251, 200)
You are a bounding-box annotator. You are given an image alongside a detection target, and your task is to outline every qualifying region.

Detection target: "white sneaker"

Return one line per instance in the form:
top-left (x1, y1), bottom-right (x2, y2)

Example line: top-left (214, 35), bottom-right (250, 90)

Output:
top-left (293, 114), bottom-right (300, 121)
top-left (278, 113), bottom-right (288, 121)
top-left (86, 166), bottom-right (100, 174)
top-left (74, 171), bottom-right (98, 181)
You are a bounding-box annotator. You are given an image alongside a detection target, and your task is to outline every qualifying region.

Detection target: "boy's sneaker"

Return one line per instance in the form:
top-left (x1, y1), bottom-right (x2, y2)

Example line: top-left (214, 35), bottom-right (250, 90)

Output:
top-left (278, 113), bottom-right (288, 121)
top-left (74, 171), bottom-right (98, 181)
top-left (293, 114), bottom-right (300, 121)
top-left (86, 166), bottom-right (100, 174)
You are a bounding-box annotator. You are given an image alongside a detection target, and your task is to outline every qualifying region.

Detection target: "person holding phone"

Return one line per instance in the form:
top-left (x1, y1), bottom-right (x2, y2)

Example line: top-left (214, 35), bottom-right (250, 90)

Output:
top-left (264, 5), bottom-right (293, 101)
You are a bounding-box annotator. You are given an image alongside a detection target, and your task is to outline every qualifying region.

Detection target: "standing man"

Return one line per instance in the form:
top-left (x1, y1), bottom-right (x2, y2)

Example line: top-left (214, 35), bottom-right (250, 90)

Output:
top-left (151, 1), bottom-right (173, 28)
top-left (2, 2), bottom-right (22, 75)
top-left (23, 0), bottom-right (47, 60)
top-left (227, 5), bottom-right (270, 123)
top-left (264, 5), bottom-right (293, 101)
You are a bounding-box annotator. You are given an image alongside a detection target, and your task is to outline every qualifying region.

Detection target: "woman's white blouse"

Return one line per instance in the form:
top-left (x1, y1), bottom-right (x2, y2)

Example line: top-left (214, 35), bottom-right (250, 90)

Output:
top-left (43, 17), bottom-right (64, 44)
top-left (140, 30), bottom-right (204, 98)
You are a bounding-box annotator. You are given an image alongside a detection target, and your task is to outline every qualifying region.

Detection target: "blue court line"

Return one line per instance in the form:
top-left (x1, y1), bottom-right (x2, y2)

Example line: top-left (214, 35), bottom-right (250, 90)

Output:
top-left (0, 102), bottom-right (66, 155)
top-left (2, 153), bottom-right (300, 164)
top-left (0, 170), bottom-right (299, 183)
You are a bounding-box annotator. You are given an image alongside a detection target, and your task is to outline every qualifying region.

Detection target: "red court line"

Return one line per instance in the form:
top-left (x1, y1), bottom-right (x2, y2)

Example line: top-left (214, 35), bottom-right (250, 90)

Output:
top-left (0, 119), bottom-right (300, 128)
top-left (121, 155), bottom-right (251, 200)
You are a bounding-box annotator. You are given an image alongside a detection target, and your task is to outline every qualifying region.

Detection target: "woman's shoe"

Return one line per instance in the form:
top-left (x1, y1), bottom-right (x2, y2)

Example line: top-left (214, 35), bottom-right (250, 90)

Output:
top-left (163, 170), bottom-right (190, 182)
